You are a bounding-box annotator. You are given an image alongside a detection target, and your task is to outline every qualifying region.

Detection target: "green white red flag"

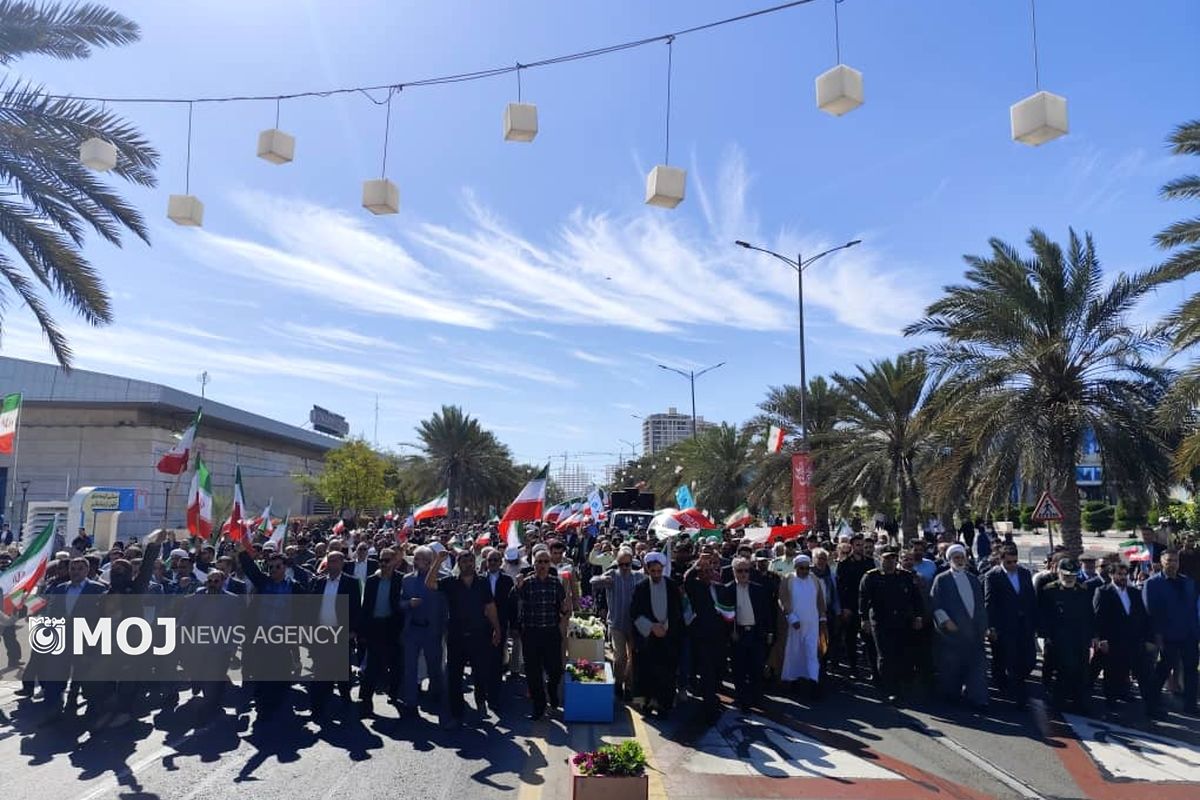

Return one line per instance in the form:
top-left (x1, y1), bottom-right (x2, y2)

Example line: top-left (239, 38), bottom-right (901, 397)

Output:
top-left (157, 408), bottom-right (202, 474)
top-left (500, 464), bottom-right (549, 547)
top-left (413, 490), bottom-right (449, 522)
top-left (724, 504), bottom-right (753, 529)
top-left (226, 465), bottom-right (248, 541)
top-left (1120, 539), bottom-right (1151, 563)
top-left (1, 518), bottom-right (56, 615)
top-left (767, 424), bottom-right (786, 454)
top-left (267, 512), bottom-right (290, 548)
top-left (186, 455), bottom-right (214, 540)
top-left (0, 393), bottom-right (21, 455)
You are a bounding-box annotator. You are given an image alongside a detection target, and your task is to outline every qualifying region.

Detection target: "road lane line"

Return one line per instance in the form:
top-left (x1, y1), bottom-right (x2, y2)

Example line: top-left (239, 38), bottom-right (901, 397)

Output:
top-left (629, 707), bottom-right (668, 800)
top-left (916, 723), bottom-right (1046, 800)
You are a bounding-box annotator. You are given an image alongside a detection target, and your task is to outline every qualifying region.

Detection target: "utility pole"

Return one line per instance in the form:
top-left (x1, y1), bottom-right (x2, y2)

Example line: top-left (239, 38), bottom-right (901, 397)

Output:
top-left (197, 371), bottom-right (210, 400)
top-left (657, 362), bottom-right (726, 438)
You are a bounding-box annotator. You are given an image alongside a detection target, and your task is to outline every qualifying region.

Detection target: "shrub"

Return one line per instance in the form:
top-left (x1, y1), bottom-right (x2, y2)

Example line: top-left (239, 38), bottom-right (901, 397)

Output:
top-left (573, 741), bottom-right (647, 777)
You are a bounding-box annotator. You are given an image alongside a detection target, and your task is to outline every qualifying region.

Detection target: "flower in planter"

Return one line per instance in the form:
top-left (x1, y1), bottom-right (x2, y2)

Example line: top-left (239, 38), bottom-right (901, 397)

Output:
top-left (567, 615), bottom-right (605, 640)
top-left (576, 594), bottom-right (597, 617)
top-left (572, 741), bottom-right (647, 777)
top-left (565, 659), bottom-right (606, 682)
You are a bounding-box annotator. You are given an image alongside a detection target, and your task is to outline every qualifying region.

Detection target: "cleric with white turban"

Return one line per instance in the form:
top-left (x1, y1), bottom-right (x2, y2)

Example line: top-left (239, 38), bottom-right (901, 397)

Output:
top-left (929, 539), bottom-right (989, 708)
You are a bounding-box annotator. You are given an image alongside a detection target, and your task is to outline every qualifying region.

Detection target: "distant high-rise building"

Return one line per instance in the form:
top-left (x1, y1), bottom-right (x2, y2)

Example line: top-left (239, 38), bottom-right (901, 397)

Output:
top-left (554, 462), bottom-right (594, 498)
top-left (641, 406), bottom-right (714, 455)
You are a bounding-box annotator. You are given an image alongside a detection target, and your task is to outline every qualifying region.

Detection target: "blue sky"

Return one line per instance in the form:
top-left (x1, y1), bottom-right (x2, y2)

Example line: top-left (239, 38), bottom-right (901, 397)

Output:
top-left (4, 0), bottom-right (1199, 477)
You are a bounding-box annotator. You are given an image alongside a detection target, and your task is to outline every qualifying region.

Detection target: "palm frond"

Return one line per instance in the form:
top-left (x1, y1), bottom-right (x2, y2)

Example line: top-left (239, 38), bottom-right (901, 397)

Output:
top-left (0, 0), bottom-right (139, 64)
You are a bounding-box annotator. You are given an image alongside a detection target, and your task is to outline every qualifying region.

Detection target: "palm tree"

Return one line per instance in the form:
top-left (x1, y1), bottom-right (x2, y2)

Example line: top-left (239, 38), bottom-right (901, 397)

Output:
top-left (1155, 120), bottom-right (1200, 476)
top-left (674, 423), bottom-right (757, 515)
top-left (907, 229), bottom-right (1172, 554)
top-left (412, 405), bottom-right (520, 515)
top-left (0, 1), bottom-right (158, 366)
top-left (749, 378), bottom-right (845, 527)
top-left (815, 353), bottom-right (940, 541)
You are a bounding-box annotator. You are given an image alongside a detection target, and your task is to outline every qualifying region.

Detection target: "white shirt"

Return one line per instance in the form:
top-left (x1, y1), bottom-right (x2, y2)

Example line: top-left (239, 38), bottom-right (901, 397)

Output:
top-left (65, 581), bottom-right (86, 614)
top-left (353, 560), bottom-right (370, 583)
top-left (319, 576), bottom-right (341, 626)
top-left (736, 583), bottom-right (756, 626)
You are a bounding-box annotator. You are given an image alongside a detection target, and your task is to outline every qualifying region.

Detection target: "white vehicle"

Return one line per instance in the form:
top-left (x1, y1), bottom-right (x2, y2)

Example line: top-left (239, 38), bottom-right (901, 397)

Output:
top-left (608, 510), bottom-right (655, 536)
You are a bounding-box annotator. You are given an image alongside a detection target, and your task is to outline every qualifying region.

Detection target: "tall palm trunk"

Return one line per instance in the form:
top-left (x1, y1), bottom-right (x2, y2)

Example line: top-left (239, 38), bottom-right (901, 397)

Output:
top-left (900, 483), bottom-right (921, 544)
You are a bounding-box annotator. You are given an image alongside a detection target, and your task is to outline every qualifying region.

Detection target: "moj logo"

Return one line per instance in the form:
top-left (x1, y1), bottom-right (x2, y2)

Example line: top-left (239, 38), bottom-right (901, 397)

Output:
top-left (72, 617), bottom-right (177, 656)
top-left (27, 616), bottom-right (68, 655)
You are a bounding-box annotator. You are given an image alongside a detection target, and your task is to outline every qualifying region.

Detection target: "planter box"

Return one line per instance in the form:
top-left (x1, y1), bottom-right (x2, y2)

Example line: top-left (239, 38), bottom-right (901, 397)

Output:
top-left (564, 662), bottom-right (614, 723)
top-left (571, 765), bottom-right (648, 800)
top-left (567, 636), bottom-right (606, 663)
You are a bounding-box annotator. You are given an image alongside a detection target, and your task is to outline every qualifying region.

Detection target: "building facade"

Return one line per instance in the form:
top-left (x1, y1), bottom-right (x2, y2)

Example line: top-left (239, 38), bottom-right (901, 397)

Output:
top-left (641, 406), bottom-right (715, 455)
top-left (0, 357), bottom-right (337, 542)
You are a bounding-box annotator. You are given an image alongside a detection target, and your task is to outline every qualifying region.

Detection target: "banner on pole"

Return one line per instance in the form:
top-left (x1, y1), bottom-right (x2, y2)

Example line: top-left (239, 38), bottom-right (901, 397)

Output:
top-left (791, 452), bottom-right (814, 530)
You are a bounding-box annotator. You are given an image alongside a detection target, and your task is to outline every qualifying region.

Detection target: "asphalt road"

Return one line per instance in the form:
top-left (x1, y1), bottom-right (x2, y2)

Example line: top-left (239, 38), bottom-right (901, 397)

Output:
top-left (1, 659), bottom-right (1196, 800)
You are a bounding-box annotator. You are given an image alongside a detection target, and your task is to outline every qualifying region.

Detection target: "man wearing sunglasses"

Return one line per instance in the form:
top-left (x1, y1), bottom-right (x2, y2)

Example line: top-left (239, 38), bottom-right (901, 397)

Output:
top-left (481, 547), bottom-right (517, 704)
top-left (591, 547), bottom-right (643, 701)
top-left (357, 547), bottom-right (405, 716)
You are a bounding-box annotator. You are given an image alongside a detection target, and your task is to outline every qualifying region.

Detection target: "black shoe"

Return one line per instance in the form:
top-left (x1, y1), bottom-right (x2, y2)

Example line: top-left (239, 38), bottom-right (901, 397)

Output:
top-left (14, 686), bottom-right (33, 697)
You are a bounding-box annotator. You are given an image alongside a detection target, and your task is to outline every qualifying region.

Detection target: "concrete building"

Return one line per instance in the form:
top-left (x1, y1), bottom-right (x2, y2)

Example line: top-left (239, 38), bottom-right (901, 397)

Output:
top-left (641, 406), bottom-right (715, 455)
top-left (0, 357), bottom-right (338, 544)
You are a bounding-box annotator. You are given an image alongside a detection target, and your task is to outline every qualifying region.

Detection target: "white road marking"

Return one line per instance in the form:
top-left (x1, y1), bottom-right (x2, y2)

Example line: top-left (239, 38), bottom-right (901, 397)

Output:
top-left (1065, 713), bottom-right (1200, 783)
top-left (923, 727), bottom-right (1046, 799)
top-left (681, 712), bottom-right (896, 779)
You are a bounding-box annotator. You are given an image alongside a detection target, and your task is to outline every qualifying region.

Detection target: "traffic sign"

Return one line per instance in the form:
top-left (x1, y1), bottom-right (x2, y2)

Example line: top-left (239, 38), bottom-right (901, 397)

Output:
top-left (1031, 491), bottom-right (1065, 523)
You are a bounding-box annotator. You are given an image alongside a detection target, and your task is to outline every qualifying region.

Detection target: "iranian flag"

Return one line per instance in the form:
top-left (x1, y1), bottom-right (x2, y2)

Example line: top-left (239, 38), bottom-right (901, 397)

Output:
top-left (267, 512), bottom-right (290, 548)
top-left (413, 490), bottom-right (449, 522)
top-left (1120, 539), bottom-right (1151, 563)
top-left (226, 465), bottom-right (248, 541)
top-left (254, 501), bottom-right (275, 536)
top-left (0, 393), bottom-right (21, 455)
top-left (500, 464), bottom-right (549, 547)
top-left (332, 519), bottom-right (345, 535)
top-left (724, 504), bottom-right (753, 529)
top-left (767, 424), bottom-right (786, 454)
top-left (714, 595), bottom-right (737, 623)
top-left (157, 408), bottom-right (202, 474)
top-left (186, 456), bottom-right (214, 540)
top-left (742, 523), bottom-right (808, 546)
top-left (1, 518), bottom-right (56, 615)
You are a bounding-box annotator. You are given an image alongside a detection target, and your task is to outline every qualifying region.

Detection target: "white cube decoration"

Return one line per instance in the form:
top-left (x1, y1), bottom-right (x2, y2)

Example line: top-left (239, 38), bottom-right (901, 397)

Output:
top-left (256, 128), bottom-right (296, 164)
top-left (504, 102), bottom-right (538, 142)
top-left (1010, 90), bottom-right (1068, 146)
top-left (79, 137), bottom-right (118, 171)
top-left (362, 178), bottom-right (400, 215)
top-left (815, 63), bottom-right (864, 116)
top-left (167, 194), bottom-right (204, 227)
top-left (645, 165), bottom-right (686, 209)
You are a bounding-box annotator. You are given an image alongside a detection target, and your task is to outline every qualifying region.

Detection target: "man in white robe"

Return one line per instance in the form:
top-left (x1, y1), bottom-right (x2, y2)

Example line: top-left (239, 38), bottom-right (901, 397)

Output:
top-left (780, 554), bottom-right (827, 698)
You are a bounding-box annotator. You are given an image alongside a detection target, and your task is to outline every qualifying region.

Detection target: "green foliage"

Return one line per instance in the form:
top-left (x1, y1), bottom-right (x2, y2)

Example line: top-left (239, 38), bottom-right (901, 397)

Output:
top-left (298, 438), bottom-right (390, 517)
top-left (410, 405), bottom-right (525, 513)
top-left (572, 741), bottom-right (647, 777)
top-left (1019, 504), bottom-right (1035, 531)
top-left (1081, 500), bottom-right (1114, 533)
top-left (1115, 498), bottom-right (1148, 531)
top-left (0, 0), bottom-right (159, 366)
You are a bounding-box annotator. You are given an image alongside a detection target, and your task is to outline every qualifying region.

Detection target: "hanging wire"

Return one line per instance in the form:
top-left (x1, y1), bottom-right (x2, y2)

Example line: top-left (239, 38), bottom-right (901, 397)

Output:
top-left (184, 101), bottom-right (193, 194)
top-left (516, 63), bottom-right (523, 102)
top-left (1029, 0), bottom-right (1041, 89)
top-left (834, 0), bottom-right (843, 64)
top-left (380, 89), bottom-right (394, 178)
top-left (45, 0), bottom-right (817, 106)
top-left (664, 37), bottom-right (674, 165)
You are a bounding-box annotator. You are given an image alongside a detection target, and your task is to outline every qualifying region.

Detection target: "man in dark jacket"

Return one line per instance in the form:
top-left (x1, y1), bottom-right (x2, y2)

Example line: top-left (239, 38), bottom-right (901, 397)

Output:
top-left (1143, 550), bottom-right (1199, 714)
top-left (630, 552), bottom-right (684, 717)
top-left (722, 556), bottom-right (774, 711)
top-left (481, 547), bottom-right (517, 707)
top-left (1038, 559), bottom-right (1096, 712)
top-left (836, 535), bottom-right (874, 679)
top-left (858, 547), bottom-right (924, 703)
top-left (1094, 561), bottom-right (1158, 717)
top-left (356, 547), bottom-right (404, 715)
top-left (983, 545), bottom-right (1039, 707)
top-left (683, 552), bottom-right (728, 723)
top-left (308, 549), bottom-right (361, 716)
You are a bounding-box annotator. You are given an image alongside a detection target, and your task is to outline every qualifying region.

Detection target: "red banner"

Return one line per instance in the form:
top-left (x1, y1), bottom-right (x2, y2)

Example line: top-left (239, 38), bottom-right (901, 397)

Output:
top-left (791, 452), bottom-right (814, 530)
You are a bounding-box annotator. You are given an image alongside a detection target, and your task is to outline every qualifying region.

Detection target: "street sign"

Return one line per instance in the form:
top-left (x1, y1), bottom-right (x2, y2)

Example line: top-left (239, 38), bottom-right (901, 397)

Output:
top-left (1031, 491), bottom-right (1065, 523)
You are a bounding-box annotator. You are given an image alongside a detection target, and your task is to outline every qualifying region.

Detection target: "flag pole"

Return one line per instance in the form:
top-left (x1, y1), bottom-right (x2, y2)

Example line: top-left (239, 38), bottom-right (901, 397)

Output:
top-left (9, 395), bottom-right (23, 538)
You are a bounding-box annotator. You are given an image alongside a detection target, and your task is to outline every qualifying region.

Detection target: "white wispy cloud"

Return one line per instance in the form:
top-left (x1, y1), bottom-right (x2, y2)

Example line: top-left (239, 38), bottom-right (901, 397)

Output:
top-left (571, 349), bottom-right (618, 366)
top-left (275, 322), bottom-right (413, 355)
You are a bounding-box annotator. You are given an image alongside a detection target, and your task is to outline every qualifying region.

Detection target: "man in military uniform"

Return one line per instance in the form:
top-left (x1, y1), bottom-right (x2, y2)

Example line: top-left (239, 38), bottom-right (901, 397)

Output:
top-left (858, 546), bottom-right (924, 703)
top-left (1038, 558), bottom-right (1097, 712)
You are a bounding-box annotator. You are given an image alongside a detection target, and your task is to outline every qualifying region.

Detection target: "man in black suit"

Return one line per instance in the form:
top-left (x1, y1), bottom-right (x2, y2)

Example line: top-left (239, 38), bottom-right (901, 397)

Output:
top-left (1094, 561), bottom-right (1159, 718)
top-left (481, 547), bottom-right (517, 706)
top-left (722, 556), bottom-right (774, 711)
top-left (41, 556), bottom-right (109, 720)
top-left (684, 551), bottom-right (729, 723)
top-left (309, 549), bottom-right (362, 717)
top-left (630, 551), bottom-right (684, 717)
top-left (356, 547), bottom-right (404, 716)
top-left (983, 544), bottom-right (1039, 707)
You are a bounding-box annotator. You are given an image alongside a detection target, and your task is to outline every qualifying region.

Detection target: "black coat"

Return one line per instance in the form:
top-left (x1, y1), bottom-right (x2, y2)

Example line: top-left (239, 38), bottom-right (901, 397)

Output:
top-left (719, 579), bottom-right (774, 638)
top-left (357, 572), bottom-right (405, 636)
top-left (484, 571), bottom-right (517, 633)
top-left (983, 565), bottom-right (1038, 649)
top-left (1038, 581), bottom-right (1095, 647)
top-left (629, 576), bottom-right (684, 647)
top-left (310, 573), bottom-right (363, 632)
top-left (1093, 583), bottom-right (1153, 653)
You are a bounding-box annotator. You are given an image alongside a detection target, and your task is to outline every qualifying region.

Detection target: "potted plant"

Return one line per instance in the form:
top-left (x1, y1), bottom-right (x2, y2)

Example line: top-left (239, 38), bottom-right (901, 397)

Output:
top-left (571, 741), bottom-right (648, 800)
top-left (566, 613), bottom-right (606, 663)
top-left (563, 659), bottom-right (615, 723)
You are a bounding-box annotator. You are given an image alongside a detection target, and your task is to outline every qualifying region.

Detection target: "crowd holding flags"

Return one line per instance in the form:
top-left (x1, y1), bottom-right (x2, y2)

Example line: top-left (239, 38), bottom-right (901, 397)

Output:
top-left (499, 464), bottom-right (549, 548)
top-left (1, 518), bottom-right (55, 615)
top-left (412, 490), bottom-right (449, 522)
top-left (157, 408), bottom-right (202, 474)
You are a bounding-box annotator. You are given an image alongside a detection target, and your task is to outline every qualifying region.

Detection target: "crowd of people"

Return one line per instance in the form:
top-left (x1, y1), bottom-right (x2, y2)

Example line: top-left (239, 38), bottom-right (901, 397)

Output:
top-left (2, 515), bottom-right (1198, 733)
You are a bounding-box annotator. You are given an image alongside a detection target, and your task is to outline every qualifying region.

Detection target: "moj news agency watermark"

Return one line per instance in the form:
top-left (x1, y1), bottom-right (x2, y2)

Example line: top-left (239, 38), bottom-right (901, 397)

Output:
top-left (15, 594), bottom-right (350, 682)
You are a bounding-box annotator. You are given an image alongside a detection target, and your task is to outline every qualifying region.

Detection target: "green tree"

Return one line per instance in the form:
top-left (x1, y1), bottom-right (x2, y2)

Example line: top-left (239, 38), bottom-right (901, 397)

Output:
top-left (0, 1), bottom-right (158, 366)
top-left (299, 438), bottom-right (390, 518)
top-left (907, 229), bottom-right (1173, 554)
top-left (673, 423), bottom-right (757, 515)
top-left (1155, 120), bottom-right (1200, 475)
top-left (409, 405), bottom-right (522, 515)
top-left (1114, 498), bottom-right (1148, 532)
top-left (815, 353), bottom-right (941, 541)
top-left (1081, 500), bottom-right (1114, 534)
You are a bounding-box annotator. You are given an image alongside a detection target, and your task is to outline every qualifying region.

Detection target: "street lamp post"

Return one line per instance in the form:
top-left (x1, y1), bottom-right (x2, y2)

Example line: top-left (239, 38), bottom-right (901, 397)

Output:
top-left (656, 362), bottom-right (726, 438)
top-left (163, 480), bottom-right (172, 527)
top-left (734, 239), bottom-right (861, 444)
top-left (18, 479), bottom-right (30, 534)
